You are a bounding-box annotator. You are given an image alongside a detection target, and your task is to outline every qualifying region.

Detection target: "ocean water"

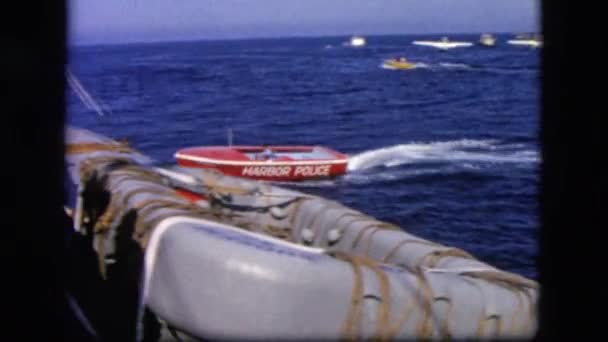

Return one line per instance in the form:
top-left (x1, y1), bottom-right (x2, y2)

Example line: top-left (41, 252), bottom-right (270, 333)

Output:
top-left (67, 34), bottom-right (540, 279)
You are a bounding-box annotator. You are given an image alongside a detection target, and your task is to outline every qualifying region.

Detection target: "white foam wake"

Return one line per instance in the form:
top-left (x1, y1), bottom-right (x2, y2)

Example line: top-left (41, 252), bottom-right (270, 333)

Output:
top-left (347, 140), bottom-right (539, 172)
top-left (438, 62), bottom-right (472, 69)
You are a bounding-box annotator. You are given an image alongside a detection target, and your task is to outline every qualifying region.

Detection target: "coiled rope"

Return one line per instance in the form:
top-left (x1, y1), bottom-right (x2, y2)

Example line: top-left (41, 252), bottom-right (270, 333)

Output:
top-left (331, 252), bottom-right (392, 341)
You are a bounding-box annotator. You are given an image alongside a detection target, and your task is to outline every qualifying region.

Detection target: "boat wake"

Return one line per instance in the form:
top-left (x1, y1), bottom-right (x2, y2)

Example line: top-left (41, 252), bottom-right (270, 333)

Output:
top-left (347, 139), bottom-right (539, 172)
top-left (379, 62), bottom-right (474, 71)
top-left (276, 140), bottom-right (538, 188)
top-left (271, 179), bottom-right (338, 188)
top-left (432, 63), bottom-right (536, 74)
top-left (437, 62), bottom-right (472, 70)
top-left (401, 63), bottom-right (536, 75)
top-left (380, 64), bottom-right (397, 70)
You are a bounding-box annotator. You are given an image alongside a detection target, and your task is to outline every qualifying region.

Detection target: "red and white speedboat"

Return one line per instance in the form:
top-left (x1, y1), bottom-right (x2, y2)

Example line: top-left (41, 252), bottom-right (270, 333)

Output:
top-left (175, 145), bottom-right (349, 181)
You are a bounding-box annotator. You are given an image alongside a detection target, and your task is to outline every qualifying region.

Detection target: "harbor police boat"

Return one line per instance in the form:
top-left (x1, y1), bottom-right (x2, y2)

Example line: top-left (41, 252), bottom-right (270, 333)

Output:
top-left (175, 145), bottom-right (349, 181)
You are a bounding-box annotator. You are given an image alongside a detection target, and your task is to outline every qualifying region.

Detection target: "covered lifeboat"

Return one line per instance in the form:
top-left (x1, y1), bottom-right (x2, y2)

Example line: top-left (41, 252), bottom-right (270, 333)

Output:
top-left (64, 126), bottom-right (539, 341)
top-left (175, 145), bottom-right (349, 181)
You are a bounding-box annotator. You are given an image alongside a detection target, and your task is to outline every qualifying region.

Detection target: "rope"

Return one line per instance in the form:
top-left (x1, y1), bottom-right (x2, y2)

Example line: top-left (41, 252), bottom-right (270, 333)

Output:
top-left (93, 172), bottom-right (173, 234)
top-left (78, 156), bottom-right (133, 186)
top-left (385, 293), bottom-right (417, 339)
top-left (459, 270), bottom-right (538, 291)
top-left (350, 221), bottom-right (400, 250)
top-left (416, 248), bottom-right (537, 336)
top-left (86, 167), bottom-right (178, 277)
top-left (382, 239), bottom-right (441, 263)
top-left (332, 252), bottom-right (450, 341)
top-left (413, 266), bottom-right (435, 339)
top-left (89, 186), bottom-right (179, 237)
top-left (459, 270), bottom-right (537, 335)
top-left (107, 176), bottom-right (167, 195)
top-left (67, 142), bottom-right (133, 154)
top-left (331, 252), bottom-right (396, 341)
top-left (477, 314), bottom-right (501, 338)
top-left (128, 196), bottom-right (247, 248)
top-left (364, 223), bottom-right (402, 257)
top-left (105, 166), bottom-right (299, 243)
top-left (329, 212), bottom-right (370, 229)
top-left (330, 252), bottom-right (365, 340)
top-left (358, 257), bottom-right (392, 341)
top-left (434, 296), bottom-right (454, 340)
top-left (94, 230), bottom-right (108, 279)
top-left (288, 198), bottom-right (399, 248)
top-left (203, 175), bottom-right (259, 196)
top-left (417, 248), bottom-right (476, 269)
top-left (259, 224), bottom-right (292, 240)
top-left (322, 212), bottom-right (371, 246)
top-left (112, 166), bottom-right (167, 183)
top-left (255, 192), bottom-right (317, 199)
top-left (381, 262), bottom-right (438, 339)
top-left (134, 200), bottom-right (211, 239)
top-left (120, 186), bottom-right (176, 211)
top-left (134, 199), bottom-right (192, 229)
top-left (294, 201), bottom-right (383, 236)
top-left (94, 197), bottom-right (121, 233)
top-left (342, 216), bottom-right (392, 236)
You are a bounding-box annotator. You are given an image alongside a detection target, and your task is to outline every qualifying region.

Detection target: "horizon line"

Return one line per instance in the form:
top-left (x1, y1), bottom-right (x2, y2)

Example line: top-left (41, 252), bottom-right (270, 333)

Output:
top-left (70, 30), bottom-right (538, 48)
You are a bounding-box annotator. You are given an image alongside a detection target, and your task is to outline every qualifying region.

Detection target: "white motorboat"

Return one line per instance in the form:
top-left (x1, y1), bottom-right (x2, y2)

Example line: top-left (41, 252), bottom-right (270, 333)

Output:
top-left (507, 34), bottom-right (543, 48)
top-left (343, 35), bottom-right (366, 47)
top-left (412, 37), bottom-right (473, 50)
top-left (479, 33), bottom-right (497, 47)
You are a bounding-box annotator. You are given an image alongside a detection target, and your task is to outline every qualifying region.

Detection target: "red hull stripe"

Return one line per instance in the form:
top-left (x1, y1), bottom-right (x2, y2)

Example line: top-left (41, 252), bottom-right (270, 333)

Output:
top-left (175, 153), bottom-right (348, 166)
top-left (176, 159), bottom-right (348, 181)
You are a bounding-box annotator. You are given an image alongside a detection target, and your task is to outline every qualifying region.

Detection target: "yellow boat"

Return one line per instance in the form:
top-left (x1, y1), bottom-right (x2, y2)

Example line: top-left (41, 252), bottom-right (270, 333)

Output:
top-left (382, 58), bottom-right (416, 70)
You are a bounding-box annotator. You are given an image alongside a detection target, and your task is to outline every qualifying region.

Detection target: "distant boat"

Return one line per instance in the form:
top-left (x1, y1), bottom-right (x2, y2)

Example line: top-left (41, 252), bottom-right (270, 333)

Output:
top-left (343, 35), bottom-right (366, 47)
top-left (381, 57), bottom-right (417, 70)
top-left (412, 37), bottom-right (473, 50)
top-left (479, 34), bottom-right (496, 47)
top-left (507, 34), bottom-right (542, 48)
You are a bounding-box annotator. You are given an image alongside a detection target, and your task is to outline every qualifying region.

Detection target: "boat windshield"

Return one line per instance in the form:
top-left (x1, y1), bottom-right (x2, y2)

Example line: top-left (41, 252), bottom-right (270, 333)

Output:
top-left (244, 147), bottom-right (336, 161)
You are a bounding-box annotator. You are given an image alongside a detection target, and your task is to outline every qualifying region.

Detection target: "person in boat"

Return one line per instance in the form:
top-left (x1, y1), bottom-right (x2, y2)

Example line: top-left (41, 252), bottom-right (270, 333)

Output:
top-left (258, 144), bottom-right (276, 161)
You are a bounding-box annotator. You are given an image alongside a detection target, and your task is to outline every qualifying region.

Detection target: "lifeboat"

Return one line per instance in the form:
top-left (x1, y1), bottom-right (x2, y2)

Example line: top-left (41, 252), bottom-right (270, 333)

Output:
top-left (64, 126), bottom-right (539, 340)
top-left (382, 57), bottom-right (417, 70)
top-left (175, 145), bottom-right (349, 181)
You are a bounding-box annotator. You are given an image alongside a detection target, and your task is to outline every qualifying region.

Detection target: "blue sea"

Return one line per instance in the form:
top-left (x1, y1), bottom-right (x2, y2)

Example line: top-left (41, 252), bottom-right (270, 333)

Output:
top-left (68, 34), bottom-right (540, 279)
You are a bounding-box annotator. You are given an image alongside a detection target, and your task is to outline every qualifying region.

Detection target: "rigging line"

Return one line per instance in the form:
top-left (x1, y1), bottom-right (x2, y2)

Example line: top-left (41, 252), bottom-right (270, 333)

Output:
top-left (66, 72), bottom-right (98, 112)
top-left (66, 68), bottom-right (108, 117)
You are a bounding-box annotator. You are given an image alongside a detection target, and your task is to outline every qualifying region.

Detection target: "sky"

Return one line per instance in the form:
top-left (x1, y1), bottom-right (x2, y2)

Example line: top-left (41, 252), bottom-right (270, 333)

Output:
top-left (69, 0), bottom-right (540, 45)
